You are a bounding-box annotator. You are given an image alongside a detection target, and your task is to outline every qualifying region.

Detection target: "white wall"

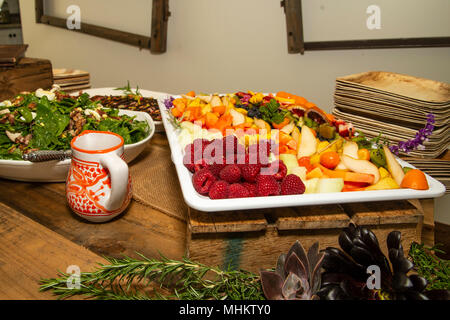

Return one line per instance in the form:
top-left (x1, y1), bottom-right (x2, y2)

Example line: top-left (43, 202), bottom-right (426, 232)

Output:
top-left (19, 0), bottom-right (450, 224)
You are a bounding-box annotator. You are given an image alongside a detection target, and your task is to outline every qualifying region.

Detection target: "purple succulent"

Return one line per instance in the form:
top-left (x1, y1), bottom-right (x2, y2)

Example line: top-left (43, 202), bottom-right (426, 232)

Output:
top-left (260, 241), bottom-right (324, 300)
top-left (389, 113), bottom-right (435, 155)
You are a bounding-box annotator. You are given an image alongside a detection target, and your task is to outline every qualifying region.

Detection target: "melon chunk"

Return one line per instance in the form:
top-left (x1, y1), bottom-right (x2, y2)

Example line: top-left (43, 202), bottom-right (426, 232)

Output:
top-left (304, 178), bottom-right (319, 194)
top-left (316, 178), bottom-right (345, 193)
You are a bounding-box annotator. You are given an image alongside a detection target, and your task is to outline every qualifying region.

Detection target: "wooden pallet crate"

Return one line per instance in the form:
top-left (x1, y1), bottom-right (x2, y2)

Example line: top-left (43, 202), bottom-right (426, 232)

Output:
top-left (186, 200), bottom-right (423, 273)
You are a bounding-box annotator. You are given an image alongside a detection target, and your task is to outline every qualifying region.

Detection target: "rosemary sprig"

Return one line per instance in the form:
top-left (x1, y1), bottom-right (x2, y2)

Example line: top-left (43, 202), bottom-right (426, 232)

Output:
top-left (39, 253), bottom-right (264, 300)
top-left (115, 81), bottom-right (141, 97)
top-left (409, 242), bottom-right (450, 291)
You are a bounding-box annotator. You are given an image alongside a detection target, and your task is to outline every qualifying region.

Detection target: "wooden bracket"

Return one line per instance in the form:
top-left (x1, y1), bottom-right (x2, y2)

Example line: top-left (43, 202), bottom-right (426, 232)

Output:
top-left (281, 0), bottom-right (305, 54)
top-left (35, 0), bottom-right (170, 53)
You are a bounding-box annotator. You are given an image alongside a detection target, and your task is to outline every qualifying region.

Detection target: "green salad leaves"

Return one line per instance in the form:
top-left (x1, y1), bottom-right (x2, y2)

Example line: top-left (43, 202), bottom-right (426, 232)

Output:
top-left (0, 91), bottom-right (150, 160)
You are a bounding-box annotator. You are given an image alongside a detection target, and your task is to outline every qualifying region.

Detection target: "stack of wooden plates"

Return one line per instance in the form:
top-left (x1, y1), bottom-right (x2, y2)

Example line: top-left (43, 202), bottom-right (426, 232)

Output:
top-left (402, 151), bottom-right (450, 194)
top-left (332, 71), bottom-right (450, 158)
top-left (53, 68), bottom-right (91, 93)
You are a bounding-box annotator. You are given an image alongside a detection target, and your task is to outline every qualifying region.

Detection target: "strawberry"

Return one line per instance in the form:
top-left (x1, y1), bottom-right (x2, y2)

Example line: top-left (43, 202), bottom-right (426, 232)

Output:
top-left (219, 164), bottom-right (242, 183)
top-left (192, 168), bottom-right (216, 195)
top-left (209, 180), bottom-right (230, 199)
top-left (228, 183), bottom-right (251, 198)
top-left (281, 174), bottom-right (306, 195)
top-left (256, 175), bottom-right (280, 196)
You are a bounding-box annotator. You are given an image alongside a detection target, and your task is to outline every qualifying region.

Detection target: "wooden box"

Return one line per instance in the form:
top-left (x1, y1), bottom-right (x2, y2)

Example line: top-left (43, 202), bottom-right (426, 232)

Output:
top-left (186, 200), bottom-right (423, 273)
top-left (0, 57), bottom-right (53, 101)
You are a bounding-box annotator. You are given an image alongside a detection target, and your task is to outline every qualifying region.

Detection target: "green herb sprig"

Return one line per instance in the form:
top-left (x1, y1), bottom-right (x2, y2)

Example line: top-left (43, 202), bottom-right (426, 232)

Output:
top-left (258, 99), bottom-right (287, 124)
top-left (39, 253), bottom-right (264, 300)
top-left (115, 81), bottom-right (141, 97)
top-left (409, 242), bottom-right (450, 291)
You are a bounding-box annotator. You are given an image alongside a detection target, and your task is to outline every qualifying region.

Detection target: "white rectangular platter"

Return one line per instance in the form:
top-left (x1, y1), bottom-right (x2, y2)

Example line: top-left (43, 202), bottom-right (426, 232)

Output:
top-left (159, 95), bottom-right (446, 212)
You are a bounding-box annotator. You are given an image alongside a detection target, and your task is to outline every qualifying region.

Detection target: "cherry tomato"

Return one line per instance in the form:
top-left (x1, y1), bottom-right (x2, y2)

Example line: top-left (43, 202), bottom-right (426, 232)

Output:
top-left (320, 151), bottom-right (340, 169)
top-left (358, 148), bottom-right (371, 161)
top-left (298, 156), bottom-right (314, 173)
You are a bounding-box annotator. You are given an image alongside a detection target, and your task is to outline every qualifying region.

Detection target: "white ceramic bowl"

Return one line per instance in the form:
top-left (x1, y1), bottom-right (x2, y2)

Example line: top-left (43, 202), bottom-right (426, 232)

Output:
top-left (0, 109), bottom-right (155, 182)
top-left (80, 88), bottom-right (169, 132)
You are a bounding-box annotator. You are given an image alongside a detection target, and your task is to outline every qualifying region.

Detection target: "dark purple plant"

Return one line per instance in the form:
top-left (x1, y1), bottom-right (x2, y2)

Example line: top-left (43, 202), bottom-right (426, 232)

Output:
top-left (260, 241), bottom-right (324, 300)
top-left (389, 113), bottom-right (435, 155)
top-left (163, 96), bottom-right (175, 109)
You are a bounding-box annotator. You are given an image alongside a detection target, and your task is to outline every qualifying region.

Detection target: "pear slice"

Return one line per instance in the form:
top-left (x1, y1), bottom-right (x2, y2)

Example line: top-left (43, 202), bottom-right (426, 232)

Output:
top-left (198, 95), bottom-right (212, 103)
top-left (291, 126), bottom-right (301, 145)
top-left (280, 121), bottom-right (295, 135)
top-left (382, 145), bottom-right (405, 186)
top-left (343, 141), bottom-right (359, 159)
top-left (229, 108), bottom-right (245, 126)
top-left (210, 96), bottom-right (223, 108)
top-left (342, 155), bottom-right (380, 184)
top-left (297, 125), bottom-right (317, 159)
top-left (254, 118), bottom-right (271, 132)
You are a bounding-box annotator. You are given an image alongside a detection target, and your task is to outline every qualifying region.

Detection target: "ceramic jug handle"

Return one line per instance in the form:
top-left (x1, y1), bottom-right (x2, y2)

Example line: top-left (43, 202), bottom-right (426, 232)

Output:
top-left (100, 153), bottom-right (129, 212)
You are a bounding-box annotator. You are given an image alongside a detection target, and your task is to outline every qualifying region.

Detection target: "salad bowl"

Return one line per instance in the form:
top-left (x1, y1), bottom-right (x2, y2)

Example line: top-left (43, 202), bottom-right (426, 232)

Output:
top-left (0, 109), bottom-right (155, 182)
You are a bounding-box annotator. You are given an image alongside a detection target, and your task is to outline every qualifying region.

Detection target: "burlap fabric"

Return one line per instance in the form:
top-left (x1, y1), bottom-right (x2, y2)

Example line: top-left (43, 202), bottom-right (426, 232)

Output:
top-left (129, 141), bottom-right (188, 222)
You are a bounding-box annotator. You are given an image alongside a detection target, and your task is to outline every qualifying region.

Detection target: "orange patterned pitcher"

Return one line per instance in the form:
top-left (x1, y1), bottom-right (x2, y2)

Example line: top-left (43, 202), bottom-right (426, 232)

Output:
top-left (66, 131), bottom-right (132, 223)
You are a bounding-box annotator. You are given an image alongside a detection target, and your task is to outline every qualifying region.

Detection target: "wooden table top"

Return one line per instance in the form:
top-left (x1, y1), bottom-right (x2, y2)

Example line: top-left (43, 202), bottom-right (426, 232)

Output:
top-left (0, 133), bottom-right (187, 300)
top-left (0, 133), bottom-right (440, 299)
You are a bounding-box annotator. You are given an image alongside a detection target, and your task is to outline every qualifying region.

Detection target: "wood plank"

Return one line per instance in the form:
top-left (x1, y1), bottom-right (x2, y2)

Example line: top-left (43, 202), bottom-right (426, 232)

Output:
top-left (409, 198), bottom-right (435, 246)
top-left (189, 208), bottom-right (267, 234)
top-left (150, 0), bottom-right (170, 53)
top-left (35, 0), bottom-right (44, 23)
top-left (0, 202), bottom-right (107, 300)
top-left (40, 15), bottom-right (151, 50)
top-left (0, 179), bottom-right (187, 261)
top-left (342, 200), bottom-right (420, 225)
top-left (435, 222), bottom-right (450, 260)
top-left (281, 0), bottom-right (305, 54)
top-left (275, 205), bottom-right (350, 230)
top-left (0, 58), bottom-right (53, 101)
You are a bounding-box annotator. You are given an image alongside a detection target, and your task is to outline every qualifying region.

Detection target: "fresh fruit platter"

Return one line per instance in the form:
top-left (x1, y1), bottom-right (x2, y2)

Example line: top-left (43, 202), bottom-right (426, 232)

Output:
top-left (161, 91), bottom-right (445, 212)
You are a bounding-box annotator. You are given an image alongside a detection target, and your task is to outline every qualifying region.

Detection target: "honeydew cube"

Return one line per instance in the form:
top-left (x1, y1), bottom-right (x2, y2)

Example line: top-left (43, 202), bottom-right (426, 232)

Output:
top-left (291, 166), bottom-right (307, 181)
top-left (316, 178), bottom-right (344, 193)
top-left (304, 178), bottom-right (319, 194)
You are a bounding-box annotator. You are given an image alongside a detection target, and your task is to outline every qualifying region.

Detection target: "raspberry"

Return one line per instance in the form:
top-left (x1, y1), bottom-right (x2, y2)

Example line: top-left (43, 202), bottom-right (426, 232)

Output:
top-left (255, 175), bottom-right (280, 196)
top-left (209, 180), bottom-right (230, 199)
top-left (222, 135), bottom-right (241, 155)
top-left (193, 158), bottom-right (209, 172)
top-left (281, 174), bottom-right (306, 195)
top-left (228, 183), bottom-right (251, 198)
top-left (208, 161), bottom-right (226, 177)
top-left (241, 164), bottom-right (261, 182)
top-left (219, 165), bottom-right (242, 183)
top-left (263, 160), bottom-right (287, 181)
top-left (183, 153), bottom-right (195, 172)
top-left (242, 182), bottom-right (257, 197)
top-left (192, 168), bottom-right (216, 195)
